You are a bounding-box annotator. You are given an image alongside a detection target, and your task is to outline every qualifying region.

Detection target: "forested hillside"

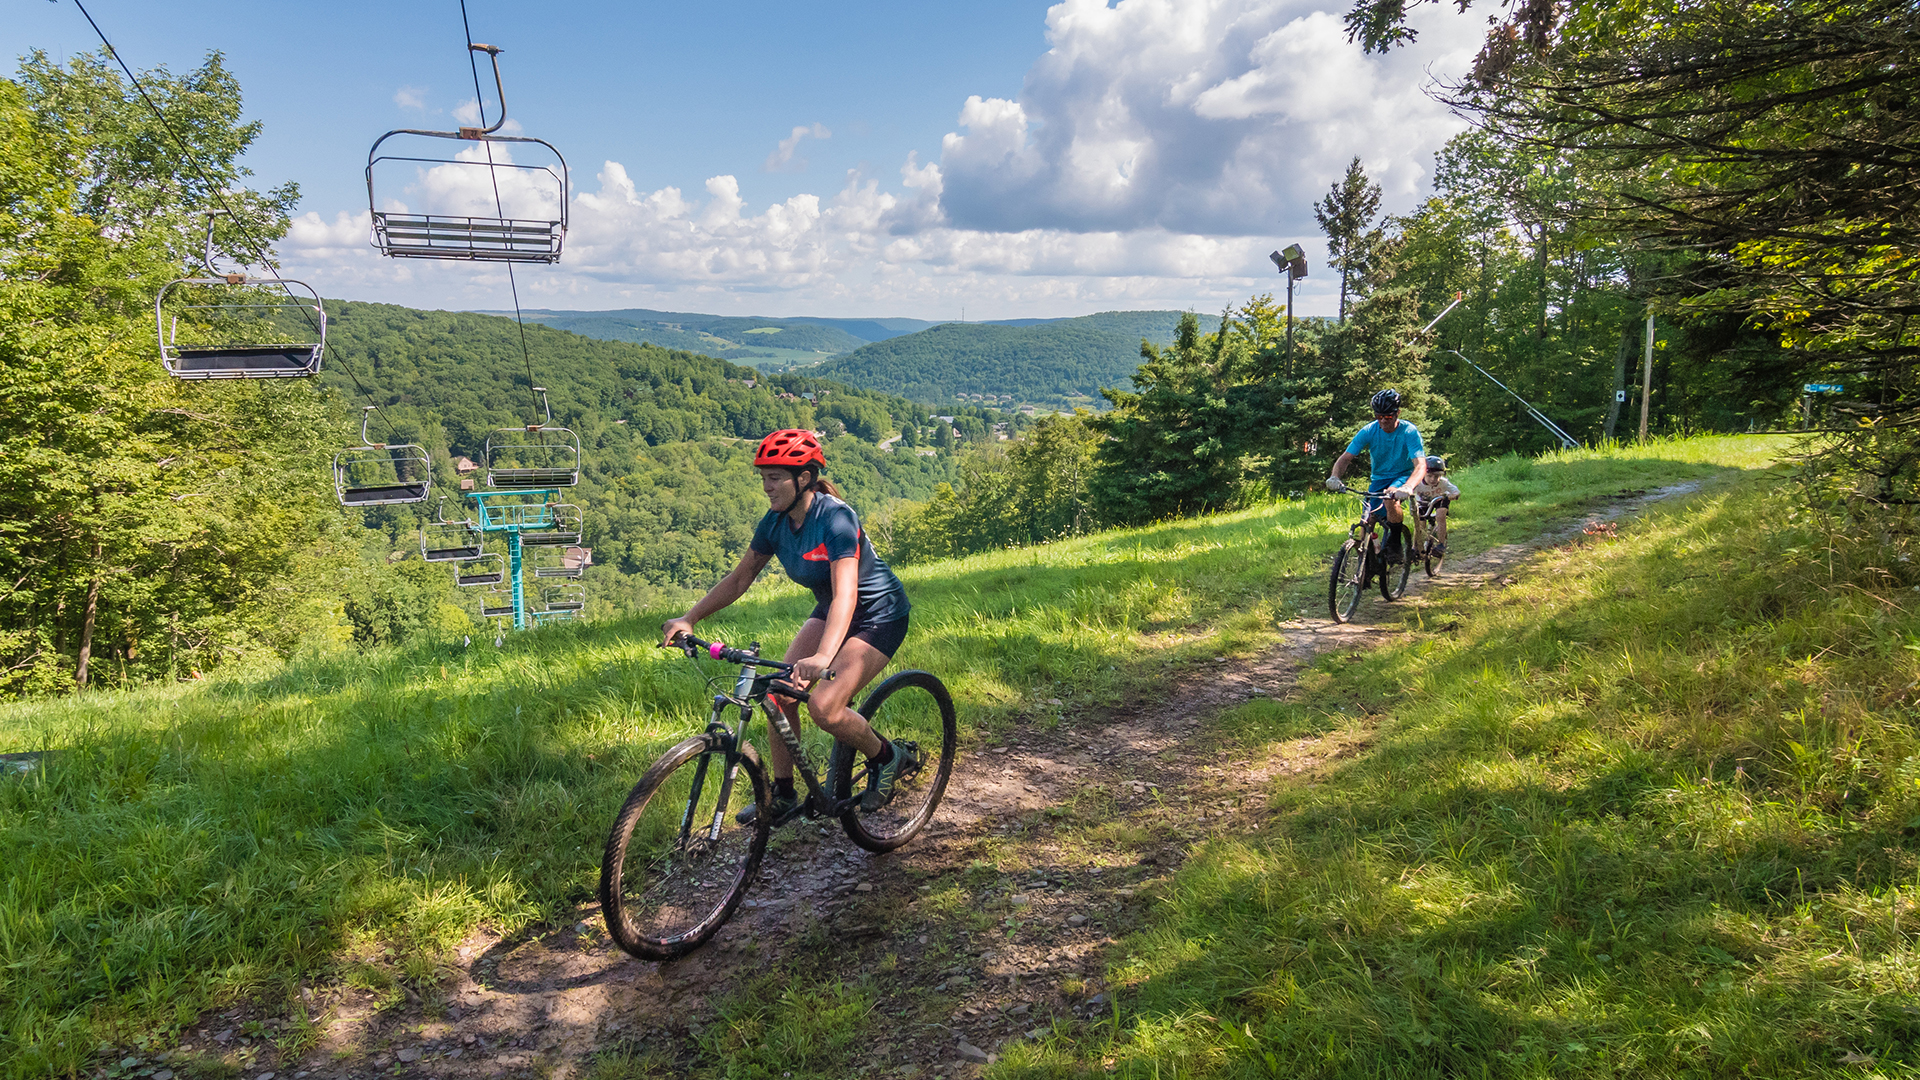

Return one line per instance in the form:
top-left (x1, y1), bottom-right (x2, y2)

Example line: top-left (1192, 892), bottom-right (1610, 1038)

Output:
top-left (807, 310), bottom-right (1224, 408)
top-left (315, 301), bottom-right (989, 619)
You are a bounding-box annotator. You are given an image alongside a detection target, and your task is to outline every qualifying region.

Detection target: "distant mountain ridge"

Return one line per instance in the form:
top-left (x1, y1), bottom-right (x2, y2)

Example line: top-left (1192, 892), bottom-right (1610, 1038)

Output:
top-left (484, 308), bottom-right (941, 370)
top-left (807, 310), bottom-right (1220, 409)
top-left (489, 306), bottom-right (1217, 409)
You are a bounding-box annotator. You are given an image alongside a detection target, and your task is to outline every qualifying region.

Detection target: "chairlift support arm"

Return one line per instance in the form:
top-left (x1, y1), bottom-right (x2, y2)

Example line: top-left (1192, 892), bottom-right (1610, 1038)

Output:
top-left (1449, 349), bottom-right (1580, 450)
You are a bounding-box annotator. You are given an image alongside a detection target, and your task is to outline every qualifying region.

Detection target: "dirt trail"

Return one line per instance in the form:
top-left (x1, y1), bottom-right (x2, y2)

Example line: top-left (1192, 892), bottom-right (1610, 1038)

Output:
top-left (144, 483), bottom-right (1702, 1080)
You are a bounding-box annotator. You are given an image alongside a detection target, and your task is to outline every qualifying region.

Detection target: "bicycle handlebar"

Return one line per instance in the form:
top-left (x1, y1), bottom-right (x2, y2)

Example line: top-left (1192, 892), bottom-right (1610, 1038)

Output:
top-left (666, 631), bottom-right (836, 682)
top-left (1330, 483), bottom-right (1410, 501)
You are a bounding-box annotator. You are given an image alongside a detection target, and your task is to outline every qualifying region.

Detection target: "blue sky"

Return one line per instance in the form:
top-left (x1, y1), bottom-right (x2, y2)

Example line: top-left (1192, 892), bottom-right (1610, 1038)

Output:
top-left (8, 0), bottom-right (1482, 320)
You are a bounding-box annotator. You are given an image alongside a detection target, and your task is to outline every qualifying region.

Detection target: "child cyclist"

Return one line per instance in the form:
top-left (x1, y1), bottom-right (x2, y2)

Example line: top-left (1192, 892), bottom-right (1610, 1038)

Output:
top-left (1410, 455), bottom-right (1457, 557)
top-left (661, 429), bottom-right (914, 822)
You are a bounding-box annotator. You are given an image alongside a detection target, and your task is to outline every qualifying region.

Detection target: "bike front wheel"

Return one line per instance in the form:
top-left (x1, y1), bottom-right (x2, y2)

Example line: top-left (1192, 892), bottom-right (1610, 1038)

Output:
top-left (1329, 538), bottom-right (1366, 623)
top-left (600, 735), bottom-right (769, 961)
top-left (1382, 538), bottom-right (1413, 600)
top-left (830, 670), bottom-right (957, 853)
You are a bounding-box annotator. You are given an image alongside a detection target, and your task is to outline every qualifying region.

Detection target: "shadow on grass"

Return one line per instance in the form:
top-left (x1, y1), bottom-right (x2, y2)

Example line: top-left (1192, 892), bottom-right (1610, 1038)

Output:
top-left (1004, 482), bottom-right (1920, 1079)
top-left (0, 452), bottom-right (1780, 1076)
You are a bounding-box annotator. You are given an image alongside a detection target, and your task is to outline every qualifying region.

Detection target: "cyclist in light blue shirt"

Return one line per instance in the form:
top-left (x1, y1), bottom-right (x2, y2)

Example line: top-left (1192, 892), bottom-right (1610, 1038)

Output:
top-left (1326, 388), bottom-right (1429, 564)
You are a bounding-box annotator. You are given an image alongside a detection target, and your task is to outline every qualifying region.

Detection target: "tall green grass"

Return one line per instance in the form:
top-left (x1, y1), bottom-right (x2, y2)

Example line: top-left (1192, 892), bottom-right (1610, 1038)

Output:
top-left (0, 437), bottom-right (1780, 1077)
top-left (1000, 455), bottom-right (1920, 1078)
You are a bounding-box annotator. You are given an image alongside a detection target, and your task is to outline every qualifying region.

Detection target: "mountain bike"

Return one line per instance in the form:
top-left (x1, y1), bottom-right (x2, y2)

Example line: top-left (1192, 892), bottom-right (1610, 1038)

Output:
top-left (1327, 487), bottom-right (1412, 623)
top-left (599, 632), bottom-right (956, 961)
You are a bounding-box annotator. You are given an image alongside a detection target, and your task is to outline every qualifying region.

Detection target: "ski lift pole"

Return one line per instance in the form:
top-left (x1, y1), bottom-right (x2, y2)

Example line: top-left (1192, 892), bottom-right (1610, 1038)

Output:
top-left (1449, 349), bottom-right (1579, 450)
top-left (509, 529), bottom-right (527, 630)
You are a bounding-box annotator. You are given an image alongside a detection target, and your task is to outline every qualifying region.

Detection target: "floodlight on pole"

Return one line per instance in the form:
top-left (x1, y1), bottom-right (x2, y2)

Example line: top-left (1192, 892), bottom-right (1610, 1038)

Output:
top-left (1270, 245), bottom-right (1309, 369)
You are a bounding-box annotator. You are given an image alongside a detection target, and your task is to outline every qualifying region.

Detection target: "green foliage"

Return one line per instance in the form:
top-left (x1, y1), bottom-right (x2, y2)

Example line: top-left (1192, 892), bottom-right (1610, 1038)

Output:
top-left (809, 311), bottom-right (1221, 409)
top-left (0, 62), bottom-right (360, 694)
top-left (886, 411), bottom-right (1102, 564)
top-left (1020, 462), bottom-right (1920, 1080)
top-left (0, 436), bottom-right (1771, 1075)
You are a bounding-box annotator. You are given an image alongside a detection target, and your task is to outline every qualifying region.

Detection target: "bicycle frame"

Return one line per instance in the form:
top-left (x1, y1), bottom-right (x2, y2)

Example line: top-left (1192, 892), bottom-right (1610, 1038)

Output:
top-left (675, 638), bottom-right (858, 851)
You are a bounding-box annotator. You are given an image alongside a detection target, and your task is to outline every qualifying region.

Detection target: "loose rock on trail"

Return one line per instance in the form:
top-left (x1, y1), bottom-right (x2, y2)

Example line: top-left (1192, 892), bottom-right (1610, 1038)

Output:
top-left (134, 484), bottom-right (1702, 1080)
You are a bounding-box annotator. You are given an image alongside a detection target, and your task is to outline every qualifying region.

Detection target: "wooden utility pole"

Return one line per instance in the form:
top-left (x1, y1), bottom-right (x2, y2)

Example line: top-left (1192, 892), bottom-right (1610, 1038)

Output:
top-left (1638, 312), bottom-right (1655, 441)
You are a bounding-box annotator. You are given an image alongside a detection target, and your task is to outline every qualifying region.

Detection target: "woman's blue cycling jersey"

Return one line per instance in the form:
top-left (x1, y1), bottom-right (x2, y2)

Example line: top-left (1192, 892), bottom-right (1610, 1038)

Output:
top-left (750, 493), bottom-right (910, 625)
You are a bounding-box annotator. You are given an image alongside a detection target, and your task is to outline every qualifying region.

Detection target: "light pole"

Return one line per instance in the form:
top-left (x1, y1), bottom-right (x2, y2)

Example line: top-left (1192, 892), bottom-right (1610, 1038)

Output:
top-left (1270, 245), bottom-right (1308, 372)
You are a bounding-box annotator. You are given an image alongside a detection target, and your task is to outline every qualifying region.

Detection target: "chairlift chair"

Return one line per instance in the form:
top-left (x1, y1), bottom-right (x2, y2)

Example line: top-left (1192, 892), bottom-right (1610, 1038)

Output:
top-left (157, 213), bottom-right (326, 379)
top-left (518, 502), bottom-right (583, 546)
top-left (335, 406), bottom-right (432, 506)
top-left (486, 388), bottom-right (580, 488)
top-left (481, 584), bottom-right (516, 619)
top-left (366, 45), bottom-right (569, 264)
top-left (532, 607), bottom-right (577, 625)
top-left (421, 499), bottom-right (483, 562)
top-left (531, 546), bottom-right (585, 578)
top-left (454, 553), bottom-right (505, 587)
top-left (539, 582), bottom-right (585, 613)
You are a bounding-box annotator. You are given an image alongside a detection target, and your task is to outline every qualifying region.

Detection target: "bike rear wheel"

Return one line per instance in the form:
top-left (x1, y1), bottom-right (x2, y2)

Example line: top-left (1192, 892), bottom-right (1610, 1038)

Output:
top-left (1329, 538), bottom-right (1366, 623)
top-left (830, 670), bottom-right (957, 853)
top-left (600, 735), bottom-right (769, 961)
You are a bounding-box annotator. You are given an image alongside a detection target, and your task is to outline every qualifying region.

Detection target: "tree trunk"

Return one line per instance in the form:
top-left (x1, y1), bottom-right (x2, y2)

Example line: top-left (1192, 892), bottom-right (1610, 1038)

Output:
top-left (1603, 318), bottom-right (1632, 440)
top-left (75, 540), bottom-right (102, 689)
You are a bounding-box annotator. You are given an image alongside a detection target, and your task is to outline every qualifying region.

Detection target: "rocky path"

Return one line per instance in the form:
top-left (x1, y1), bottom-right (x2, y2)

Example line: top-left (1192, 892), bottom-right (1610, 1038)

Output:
top-left (132, 483), bottom-right (1702, 1080)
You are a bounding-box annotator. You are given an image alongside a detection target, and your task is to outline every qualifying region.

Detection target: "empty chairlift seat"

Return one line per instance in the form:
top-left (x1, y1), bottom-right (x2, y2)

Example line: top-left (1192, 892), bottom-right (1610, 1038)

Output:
top-left (531, 546), bottom-right (587, 578)
top-left (156, 276), bottom-right (325, 380)
top-left (481, 584), bottom-right (516, 618)
top-left (421, 507), bottom-right (483, 562)
top-left (335, 407), bottom-right (431, 506)
top-left (519, 504), bottom-right (582, 546)
top-left (540, 583), bottom-right (586, 613)
top-left (366, 45), bottom-right (568, 264)
top-left (156, 213), bottom-right (326, 380)
top-left (454, 553), bottom-right (505, 587)
top-left (486, 388), bottom-right (579, 488)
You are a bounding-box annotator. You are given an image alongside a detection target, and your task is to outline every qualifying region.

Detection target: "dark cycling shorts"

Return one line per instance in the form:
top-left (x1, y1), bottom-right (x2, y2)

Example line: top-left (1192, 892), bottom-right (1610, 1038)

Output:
top-left (1420, 495), bottom-right (1451, 513)
top-left (807, 605), bottom-right (911, 658)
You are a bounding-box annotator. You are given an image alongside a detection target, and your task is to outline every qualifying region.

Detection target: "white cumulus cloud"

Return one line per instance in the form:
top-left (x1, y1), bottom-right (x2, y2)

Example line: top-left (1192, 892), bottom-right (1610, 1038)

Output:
top-left (934, 0), bottom-right (1479, 236)
top-left (282, 1), bottom-right (1479, 318)
top-left (764, 123), bottom-right (832, 173)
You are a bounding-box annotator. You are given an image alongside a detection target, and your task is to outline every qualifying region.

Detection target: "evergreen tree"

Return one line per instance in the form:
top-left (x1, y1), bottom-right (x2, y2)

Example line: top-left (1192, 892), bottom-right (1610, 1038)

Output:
top-left (1314, 157), bottom-right (1384, 323)
top-left (1088, 313), bottom-right (1266, 523)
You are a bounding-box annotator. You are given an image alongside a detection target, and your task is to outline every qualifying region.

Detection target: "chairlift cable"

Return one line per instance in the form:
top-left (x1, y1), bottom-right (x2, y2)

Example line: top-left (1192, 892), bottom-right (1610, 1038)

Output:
top-left (66, 0), bottom-right (404, 444)
top-left (460, 0), bottom-right (545, 422)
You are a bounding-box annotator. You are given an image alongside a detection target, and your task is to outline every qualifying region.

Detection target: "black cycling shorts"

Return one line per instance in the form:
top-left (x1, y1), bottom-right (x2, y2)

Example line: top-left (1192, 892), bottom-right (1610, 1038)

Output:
top-left (807, 606), bottom-right (911, 659)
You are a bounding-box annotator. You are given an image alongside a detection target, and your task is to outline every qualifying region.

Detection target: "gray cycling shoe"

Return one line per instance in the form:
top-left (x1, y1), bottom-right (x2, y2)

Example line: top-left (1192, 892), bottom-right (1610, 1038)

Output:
top-left (862, 740), bottom-right (920, 812)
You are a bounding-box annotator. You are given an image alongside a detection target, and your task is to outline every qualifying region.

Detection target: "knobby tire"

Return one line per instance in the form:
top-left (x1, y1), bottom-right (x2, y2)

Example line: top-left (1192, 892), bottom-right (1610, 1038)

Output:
top-left (1329, 538), bottom-right (1366, 624)
top-left (600, 735), bottom-right (769, 961)
top-left (829, 670), bottom-right (957, 853)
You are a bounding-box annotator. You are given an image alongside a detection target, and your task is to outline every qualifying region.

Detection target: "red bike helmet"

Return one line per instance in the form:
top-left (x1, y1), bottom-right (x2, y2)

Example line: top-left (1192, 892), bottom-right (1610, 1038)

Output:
top-left (754, 429), bottom-right (825, 470)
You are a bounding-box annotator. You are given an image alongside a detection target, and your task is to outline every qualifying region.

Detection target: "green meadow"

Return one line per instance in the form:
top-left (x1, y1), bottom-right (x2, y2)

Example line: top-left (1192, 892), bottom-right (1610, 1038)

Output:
top-left (0, 437), bottom-right (1787, 1077)
top-left (1002, 445), bottom-right (1920, 1078)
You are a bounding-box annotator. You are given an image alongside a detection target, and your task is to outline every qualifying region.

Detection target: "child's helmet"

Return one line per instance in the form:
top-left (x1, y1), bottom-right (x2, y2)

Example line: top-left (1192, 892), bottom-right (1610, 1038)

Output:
top-left (1425, 455), bottom-right (1446, 473)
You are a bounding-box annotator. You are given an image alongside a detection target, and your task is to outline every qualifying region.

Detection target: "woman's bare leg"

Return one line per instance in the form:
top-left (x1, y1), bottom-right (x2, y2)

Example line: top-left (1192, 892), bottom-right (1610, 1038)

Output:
top-left (767, 619), bottom-right (889, 778)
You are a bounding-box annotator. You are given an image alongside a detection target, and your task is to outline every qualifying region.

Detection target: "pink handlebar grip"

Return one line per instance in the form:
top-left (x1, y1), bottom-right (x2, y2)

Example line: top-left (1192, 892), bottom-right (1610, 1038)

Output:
top-left (708, 641), bottom-right (726, 659)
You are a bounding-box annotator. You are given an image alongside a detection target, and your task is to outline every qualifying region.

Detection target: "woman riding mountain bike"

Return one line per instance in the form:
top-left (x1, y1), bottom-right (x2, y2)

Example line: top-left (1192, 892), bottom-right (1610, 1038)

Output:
top-left (661, 429), bottom-right (915, 822)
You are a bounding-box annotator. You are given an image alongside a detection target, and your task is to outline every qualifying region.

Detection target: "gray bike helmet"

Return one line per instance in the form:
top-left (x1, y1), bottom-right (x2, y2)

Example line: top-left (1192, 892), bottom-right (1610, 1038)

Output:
top-left (1425, 455), bottom-right (1446, 473)
top-left (1370, 388), bottom-right (1402, 415)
